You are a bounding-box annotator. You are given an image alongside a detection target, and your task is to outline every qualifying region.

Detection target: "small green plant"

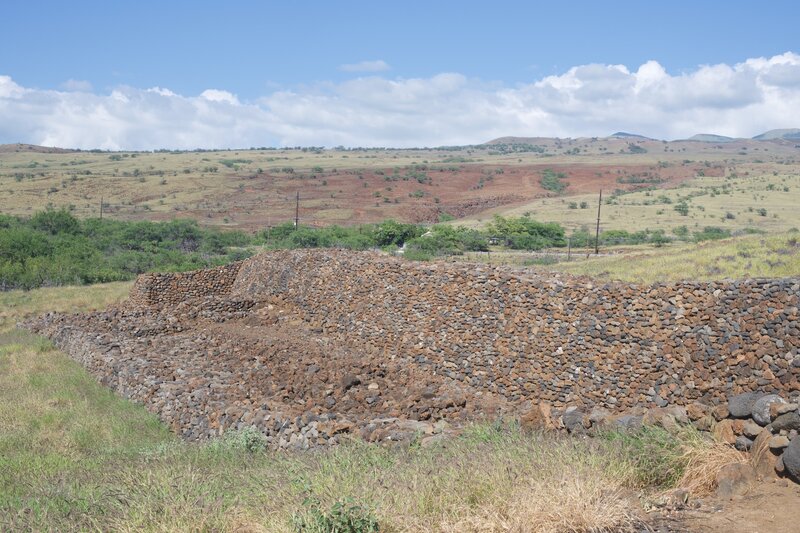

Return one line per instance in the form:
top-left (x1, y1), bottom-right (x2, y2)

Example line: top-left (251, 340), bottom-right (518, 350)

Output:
top-left (292, 498), bottom-right (379, 533)
top-left (601, 425), bottom-right (685, 488)
top-left (207, 426), bottom-right (267, 454)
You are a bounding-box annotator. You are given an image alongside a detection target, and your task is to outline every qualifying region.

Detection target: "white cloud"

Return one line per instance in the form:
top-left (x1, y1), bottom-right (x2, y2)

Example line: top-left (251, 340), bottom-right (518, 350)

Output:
top-left (339, 60), bottom-right (391, 73)
top-left (199, 89), bottom-right (239, 105)
top-left (2, 52), bottom-right (800, 149)
top-left (60, 79), bottom-right (93, 92)
top-left (0, 75), bottom-right (26, 98)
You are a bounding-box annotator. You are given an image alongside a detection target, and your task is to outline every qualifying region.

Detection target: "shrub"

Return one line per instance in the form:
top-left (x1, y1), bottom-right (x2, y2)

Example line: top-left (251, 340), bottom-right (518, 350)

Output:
top-left (292, 498), bottom-right (379, 533)
top-left (693, 226), bottom-right (731, 242)
top-left (540, 169), bottom-right (567, 194)
top-left (30, 208), bottom-right (80, 235)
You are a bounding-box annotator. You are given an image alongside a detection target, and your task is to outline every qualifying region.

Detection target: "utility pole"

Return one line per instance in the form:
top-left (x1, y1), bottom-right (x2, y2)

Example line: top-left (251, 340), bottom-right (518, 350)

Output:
top-left (594, 189), bottom-right (602, 255)
top-left (567, 237), bottom-right (571, 261)
top-left (294, 191), bottom-right (299, 230)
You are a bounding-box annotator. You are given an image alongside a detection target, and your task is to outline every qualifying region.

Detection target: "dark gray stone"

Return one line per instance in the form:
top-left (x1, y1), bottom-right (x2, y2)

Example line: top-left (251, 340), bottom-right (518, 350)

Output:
top-left (613, 415), bottom-right (643, 430)
top-left (782, 436), bottom-right (800, 481)
top-left (734, 435), bottom-right (753, 452)
top-left (771, 412), bottom-right (800, 433)
top-left (562, 410), bottom-right (586, 433)
top-left (728, 391), bottom-right (764, 418)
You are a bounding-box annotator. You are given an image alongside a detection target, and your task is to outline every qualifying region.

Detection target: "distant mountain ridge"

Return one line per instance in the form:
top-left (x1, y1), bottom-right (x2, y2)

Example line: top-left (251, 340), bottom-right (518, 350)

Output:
top-left (686, 134), bottom-right (736, 143)
top-left (752, 128), bottom-right (800, 141)
top-left (486, 128), bottom-right (800, 145)
top-left (0, 143), bottom-right (74, 154)
top-left (609, 132), bottom-right (653, 140)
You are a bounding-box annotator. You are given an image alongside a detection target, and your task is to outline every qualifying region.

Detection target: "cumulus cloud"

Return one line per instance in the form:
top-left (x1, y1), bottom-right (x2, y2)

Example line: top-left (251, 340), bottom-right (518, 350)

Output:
top-left (2, 52), bottom-right (800, 149)
top-left (339, 60), bottom-right (391, 73)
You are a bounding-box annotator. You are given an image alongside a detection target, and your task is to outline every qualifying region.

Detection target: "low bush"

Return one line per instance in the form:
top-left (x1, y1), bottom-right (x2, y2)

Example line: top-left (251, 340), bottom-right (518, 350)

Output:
top-left (0, 209), bottom-right (253, 290)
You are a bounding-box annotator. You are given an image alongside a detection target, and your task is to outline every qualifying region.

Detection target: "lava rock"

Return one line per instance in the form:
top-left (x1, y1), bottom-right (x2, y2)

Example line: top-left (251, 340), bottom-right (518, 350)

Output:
top-left (771, 412), bottom-right (800, 433)
top-left (752, 394), bottom-right (787, 426)
top-left (728, 392), bottom-right (764, 418)
top-left (783, 437), bottom-right (800, 481)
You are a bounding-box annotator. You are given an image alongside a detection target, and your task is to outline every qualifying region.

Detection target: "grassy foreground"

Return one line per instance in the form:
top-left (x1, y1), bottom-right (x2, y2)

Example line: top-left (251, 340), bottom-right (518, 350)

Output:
top-left (0, 285), bottom-right (746, 532)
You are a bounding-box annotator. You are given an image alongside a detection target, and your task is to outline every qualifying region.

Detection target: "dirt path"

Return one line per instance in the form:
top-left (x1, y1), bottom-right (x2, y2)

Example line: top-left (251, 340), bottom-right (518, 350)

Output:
top-left (678, 481), bottom-right (800, 533)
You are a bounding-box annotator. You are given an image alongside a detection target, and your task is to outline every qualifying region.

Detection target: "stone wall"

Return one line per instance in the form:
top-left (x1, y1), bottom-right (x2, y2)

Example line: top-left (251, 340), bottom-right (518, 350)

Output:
top-left (128, 261), bottom-right (243, 307)
top-left (231, 250), bottom-right (800, 410)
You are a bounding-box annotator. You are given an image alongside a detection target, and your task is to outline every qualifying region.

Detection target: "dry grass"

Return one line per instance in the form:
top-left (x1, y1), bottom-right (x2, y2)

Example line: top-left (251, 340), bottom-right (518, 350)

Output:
top-left (439, 467), bottom-right (640, 533)
top-left (677, 434), bottom-right (749, 496)
top-left (460, 171), bottom-right (800, 234)
top-left (0, 281), bottom-right (131, 332)
top-left (547, 232), bottom-right (800, 283)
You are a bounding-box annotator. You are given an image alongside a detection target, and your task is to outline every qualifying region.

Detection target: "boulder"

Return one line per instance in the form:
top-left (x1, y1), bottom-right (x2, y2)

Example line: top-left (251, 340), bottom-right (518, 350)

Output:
top-left (519, 402), bottom-right (554, 431)
top-left (751, 429), bottom-right (779, 480)
top-left (728, 392), bottom-right (764, 418)
top-left (711, 403), bottom-right (730, 421)
top-left (712, 419), bottom-right (736, 445)
top-left (769, 435), bottom-right (790, 450)
top-left (686, 402), bottom-right (710, 421)
top-left (609, 414), bottom-right (643, 431)
top-left (782, 437), bottom-right (800, 481)
top-left (715, 463), bottom-right (756, 499)
top-left (742, 419), bottom-right (763, 439)
top-left (769, 402), bottom-right (797, 420)
top-left (562, 409), bottom-right (589, 434)
top-left (752, 394), bottom-right (787, 426)
top-left (643, 407), bottom-right (686, 431)
top-left (770, 412), bottom-right (800, 433)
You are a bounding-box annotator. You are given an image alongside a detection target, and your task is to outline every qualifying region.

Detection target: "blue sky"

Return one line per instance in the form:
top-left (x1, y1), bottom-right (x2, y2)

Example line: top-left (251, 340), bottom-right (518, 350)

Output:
top-left (2, 1), bottom-right (800, 148)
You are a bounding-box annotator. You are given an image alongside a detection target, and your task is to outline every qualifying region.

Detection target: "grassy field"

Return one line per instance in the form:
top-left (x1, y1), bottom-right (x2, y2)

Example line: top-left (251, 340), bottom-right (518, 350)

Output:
top-left (456, 232), bottom-right (800, 283)
top-left (552, 232), bottom-right (800, 282)
top-left (0, 284), bottom-right (744, 532)
top-left (458, 169), bottom-right (800, 234)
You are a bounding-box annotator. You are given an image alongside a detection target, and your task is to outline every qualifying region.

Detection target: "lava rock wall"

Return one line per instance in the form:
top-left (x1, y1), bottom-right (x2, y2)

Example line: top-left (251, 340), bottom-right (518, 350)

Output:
top-left (229, 250), bottom-right (800, 410)
top-left (128, 261), bottom-right (242, 307)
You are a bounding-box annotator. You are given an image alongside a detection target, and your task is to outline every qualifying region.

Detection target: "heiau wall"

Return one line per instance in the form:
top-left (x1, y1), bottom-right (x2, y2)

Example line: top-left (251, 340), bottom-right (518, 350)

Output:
top-left (128, 261), bottom-right (242, 307)
top-left (221, 251), bottom-right (800, 409)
